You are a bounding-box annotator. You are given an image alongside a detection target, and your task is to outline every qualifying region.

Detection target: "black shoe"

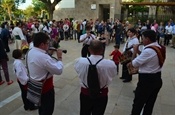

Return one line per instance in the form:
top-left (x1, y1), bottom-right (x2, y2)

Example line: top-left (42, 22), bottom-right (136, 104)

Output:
top-left (133, 90), bottom-right (136, 93)
top-left (123, 79), bottom-right (131, 83)
top-left (29, 106), bottom-right (38, 111)
top-left (119, 77), bottom-right (125, 79)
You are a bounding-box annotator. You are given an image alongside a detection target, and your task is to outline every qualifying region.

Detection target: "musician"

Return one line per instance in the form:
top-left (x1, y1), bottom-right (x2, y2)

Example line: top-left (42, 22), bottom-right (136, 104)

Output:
top-left (27, 32), bottom-right (64, 115)
top-left (120, 28), bottom-right (139, 82)
top-left (74, 40), bottom-right (117, 115)
top-left (80, 25), bottom-right (96, 57)
top-left (127, 30), bottom-right (165, 115)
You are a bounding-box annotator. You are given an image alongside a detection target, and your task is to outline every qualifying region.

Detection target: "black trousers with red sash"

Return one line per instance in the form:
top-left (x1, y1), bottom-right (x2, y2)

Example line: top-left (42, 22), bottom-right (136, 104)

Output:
top-left (80, 87), bottom-right (108, 115)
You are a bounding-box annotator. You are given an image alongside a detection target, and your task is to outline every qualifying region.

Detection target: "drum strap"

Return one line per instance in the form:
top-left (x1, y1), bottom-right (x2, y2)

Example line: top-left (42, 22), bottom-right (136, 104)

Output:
top-left (145, 45), bottom-right (166, 68)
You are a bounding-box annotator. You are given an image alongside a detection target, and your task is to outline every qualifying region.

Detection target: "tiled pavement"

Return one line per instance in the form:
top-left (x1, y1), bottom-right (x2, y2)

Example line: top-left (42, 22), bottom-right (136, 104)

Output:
top-left (0, 40), bottom-right (174, 115)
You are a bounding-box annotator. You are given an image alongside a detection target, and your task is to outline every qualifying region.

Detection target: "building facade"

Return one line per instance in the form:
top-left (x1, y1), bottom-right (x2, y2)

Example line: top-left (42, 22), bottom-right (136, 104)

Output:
top-left (54, 0), bottom-right (122, 21)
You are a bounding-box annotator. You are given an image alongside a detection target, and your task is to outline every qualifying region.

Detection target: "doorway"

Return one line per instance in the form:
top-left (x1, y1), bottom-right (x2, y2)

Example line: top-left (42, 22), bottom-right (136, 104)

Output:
top-left (99, 4), bottom-right (110, 21)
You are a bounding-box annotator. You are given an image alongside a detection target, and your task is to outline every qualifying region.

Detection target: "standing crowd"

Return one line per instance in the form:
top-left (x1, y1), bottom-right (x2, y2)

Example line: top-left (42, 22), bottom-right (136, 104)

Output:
top-left (0, 17), bottom-right (169, 115)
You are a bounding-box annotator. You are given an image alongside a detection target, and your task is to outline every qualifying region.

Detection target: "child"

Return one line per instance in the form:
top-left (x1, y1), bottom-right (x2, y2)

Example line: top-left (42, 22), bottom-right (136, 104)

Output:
top-left (12, 49), bottom-right (37, 111)
top-left (109, 44), bottom-right (122, 74)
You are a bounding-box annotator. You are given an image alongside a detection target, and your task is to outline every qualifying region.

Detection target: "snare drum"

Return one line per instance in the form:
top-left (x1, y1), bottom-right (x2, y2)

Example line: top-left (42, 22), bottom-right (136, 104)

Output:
top-left (118, 50), bottom-right (132, 64)
top-left (127, 65), bottom-right (138, 75)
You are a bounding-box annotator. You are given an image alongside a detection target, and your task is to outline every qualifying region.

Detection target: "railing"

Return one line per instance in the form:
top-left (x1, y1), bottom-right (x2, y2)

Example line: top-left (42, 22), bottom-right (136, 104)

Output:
top-left (115, 14), bottom-right (174, 23)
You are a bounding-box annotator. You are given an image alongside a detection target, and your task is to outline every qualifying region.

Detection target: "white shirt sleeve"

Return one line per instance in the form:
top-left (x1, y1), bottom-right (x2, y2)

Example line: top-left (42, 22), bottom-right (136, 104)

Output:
top-left (14, 61), bottom-right (29, 85)
top-left (18, 28), bottom-right (25, 40)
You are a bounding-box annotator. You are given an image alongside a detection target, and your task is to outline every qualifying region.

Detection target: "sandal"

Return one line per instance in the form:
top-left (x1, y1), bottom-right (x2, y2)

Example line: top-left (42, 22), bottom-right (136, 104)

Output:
top-left (0, 81), bottom-right (5, 85)
top-left (7, 80), bottom-right (13, 85)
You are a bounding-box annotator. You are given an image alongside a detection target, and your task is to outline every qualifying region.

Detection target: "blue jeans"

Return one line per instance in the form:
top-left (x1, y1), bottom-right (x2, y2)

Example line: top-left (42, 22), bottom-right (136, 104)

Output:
top-left (115, 34), bottom-right (121, 47)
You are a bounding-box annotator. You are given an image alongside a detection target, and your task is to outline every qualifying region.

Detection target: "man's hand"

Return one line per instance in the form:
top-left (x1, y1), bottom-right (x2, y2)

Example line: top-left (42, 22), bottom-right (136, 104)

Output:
top-left (56, 49), bottom-right (62, 61)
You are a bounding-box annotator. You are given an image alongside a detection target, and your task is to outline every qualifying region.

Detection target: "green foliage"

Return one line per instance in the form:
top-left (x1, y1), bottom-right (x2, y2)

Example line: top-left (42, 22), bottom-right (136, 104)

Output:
top-left (32, 0), bottom-right (47, 12)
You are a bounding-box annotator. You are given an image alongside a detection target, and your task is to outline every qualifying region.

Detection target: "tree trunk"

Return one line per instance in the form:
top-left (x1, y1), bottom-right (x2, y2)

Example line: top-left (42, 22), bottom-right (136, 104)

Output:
top-left (155, 6), bottom-right (159, 19)
top-left (7, 8), bottom-right (12, 20)
top-left (48, 9), bottom-right (54, 20)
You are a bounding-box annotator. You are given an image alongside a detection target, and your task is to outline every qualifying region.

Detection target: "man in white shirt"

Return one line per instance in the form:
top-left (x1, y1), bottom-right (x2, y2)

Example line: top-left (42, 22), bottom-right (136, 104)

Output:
top-left (75, 40), bottom-right (117, 115)
top-left (165, 22), bottom-right (173, 46)
top-left (127, 30), bottom-right (165, 115)
top-left (27, 32), bottom-right (64, 115)
top-left (121, 28), bottom-right (139, 83)
top-left (80, 26), bottom-right (96, 57)
top-left (12, 22), bottom-right (26, 49)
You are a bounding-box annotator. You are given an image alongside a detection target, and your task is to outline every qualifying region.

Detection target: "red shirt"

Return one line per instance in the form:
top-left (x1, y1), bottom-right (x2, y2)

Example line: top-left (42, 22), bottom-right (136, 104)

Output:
top-left (110, 50), bottom-right (122, 64)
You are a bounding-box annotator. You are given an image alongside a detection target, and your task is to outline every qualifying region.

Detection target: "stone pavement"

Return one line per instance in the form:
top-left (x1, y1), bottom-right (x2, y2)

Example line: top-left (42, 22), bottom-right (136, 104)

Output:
top-left (0, 40), bottom-right (174, 115)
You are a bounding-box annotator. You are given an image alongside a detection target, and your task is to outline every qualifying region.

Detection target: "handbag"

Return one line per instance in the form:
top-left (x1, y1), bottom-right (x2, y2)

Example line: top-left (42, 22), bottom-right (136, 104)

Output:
top-left (26, 50), bottom-right (49, 106)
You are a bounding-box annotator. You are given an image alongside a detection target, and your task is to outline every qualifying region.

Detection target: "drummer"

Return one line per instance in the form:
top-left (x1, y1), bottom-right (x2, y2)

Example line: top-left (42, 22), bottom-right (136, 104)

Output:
top-left (120, 28), bottom-right (139, 83)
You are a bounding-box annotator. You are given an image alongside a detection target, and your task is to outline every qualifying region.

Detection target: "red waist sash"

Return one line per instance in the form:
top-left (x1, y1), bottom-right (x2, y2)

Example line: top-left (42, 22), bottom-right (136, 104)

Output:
top-left (42, 77), bottom-right (54, 94)
top-left (81, 87), bottom-right (108, 97)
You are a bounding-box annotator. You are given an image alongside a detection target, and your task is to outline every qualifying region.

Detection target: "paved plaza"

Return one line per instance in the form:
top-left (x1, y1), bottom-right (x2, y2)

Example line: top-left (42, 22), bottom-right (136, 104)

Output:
top-left (0, 40), bottom-right (175, 115)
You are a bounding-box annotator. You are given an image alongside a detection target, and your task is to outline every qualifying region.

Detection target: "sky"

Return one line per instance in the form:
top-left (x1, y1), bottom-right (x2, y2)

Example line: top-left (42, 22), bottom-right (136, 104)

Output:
top-left (18, 0), bottom-right (75, 10)
top-left (18, 0), bottom-right (32, 10)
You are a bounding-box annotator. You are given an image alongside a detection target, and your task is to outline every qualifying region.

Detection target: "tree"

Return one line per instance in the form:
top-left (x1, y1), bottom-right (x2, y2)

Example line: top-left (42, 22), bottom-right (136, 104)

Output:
top-left (0, 0), bottom-right (15, 20)
top-left (23, 5), bottom-right (36, 19)
top-left (38, 0), bottom-right (62, 20)
top-left (32, 0), bottom-right (47, 18)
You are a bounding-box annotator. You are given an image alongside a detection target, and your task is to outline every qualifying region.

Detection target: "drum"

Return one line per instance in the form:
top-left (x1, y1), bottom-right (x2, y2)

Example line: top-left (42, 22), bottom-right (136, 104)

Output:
top-left (127, 65), bottom-right (138, 75)
top-left (118, 50), bottom-right (132, 65)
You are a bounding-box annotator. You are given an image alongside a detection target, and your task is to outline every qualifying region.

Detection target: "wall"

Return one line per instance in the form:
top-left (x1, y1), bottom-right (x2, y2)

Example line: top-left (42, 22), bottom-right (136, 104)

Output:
top-left (53, 0), bottom-right (121, 21)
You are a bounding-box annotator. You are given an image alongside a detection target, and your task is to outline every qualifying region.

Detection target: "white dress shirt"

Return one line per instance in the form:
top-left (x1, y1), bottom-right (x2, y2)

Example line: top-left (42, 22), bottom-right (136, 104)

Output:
top-left (74, 55), bottom-right (117, 88)
top-left (165, 25), bottom-right (173, 34)
top-left (27, 47), bottom-right (63, 81)
top-left (80, 34), bottom-right (96, 45)
top-left (31, 24), bottom-right (40, 33)
top-left (123, 36), bottom-right (139, 53)
top-left (43, 26), bottom-right (52, 34)
top-left (132, 42), bottom-right (162, 73)
top-left (13, 59), bottom-right (29, 85)
top-left (29, 42), bottom-right (33, 49)
top-left (12, 27), bottom-right (25, 40)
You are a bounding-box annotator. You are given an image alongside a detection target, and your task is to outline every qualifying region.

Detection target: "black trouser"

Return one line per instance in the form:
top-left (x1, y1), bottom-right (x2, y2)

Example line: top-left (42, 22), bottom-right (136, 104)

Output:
top-left (64, 31), bottom-right (69, 40)
top-left (39, 89), bottom-right (55, 115)
top-left (116, 64), bottom-right (119, 73)
top-left (121, 62), bottom-right (132, 81)
top-left (131, 72), bottom-right (162, 115)
top-left (59, 31), bottom-right (64, 40)
top-left (18, 81), bottom-right (35, 110)
top-left (80, 93), bottom-right (108, 115)
top-left (81, 44), bottom-right (90, 57)
top-left (2, 39), bottom-right (10, 52)
top-left (164, 34), bottom-right (172, 46)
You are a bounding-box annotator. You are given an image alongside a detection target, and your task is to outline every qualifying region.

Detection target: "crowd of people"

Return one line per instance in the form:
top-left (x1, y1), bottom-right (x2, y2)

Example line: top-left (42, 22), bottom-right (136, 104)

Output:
top-left (0, 17), bottom-right (170, 115)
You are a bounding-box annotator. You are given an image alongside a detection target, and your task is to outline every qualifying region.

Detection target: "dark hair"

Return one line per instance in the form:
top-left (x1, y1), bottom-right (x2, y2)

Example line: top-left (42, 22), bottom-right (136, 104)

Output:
top-left (85, 25), bottom-right (91, 31)
top-left (44, 22), bottom-right (49, 30)
top-left (33, 32), bottom-right (50, 47)
top-left (12, 49), bottom-right (22, 59)
top-left (1, 23), bottom-right (5, 28)
top-left (89, 40), bottom-right (103, 53)
top-left (114, 44), bottom-right (120, 49)
top-left (16, 22), bottom-right (21, 26)
top-left (128, 28), bottom-right (137, 34)
top-left (142, 30), bottom-right (156, 42)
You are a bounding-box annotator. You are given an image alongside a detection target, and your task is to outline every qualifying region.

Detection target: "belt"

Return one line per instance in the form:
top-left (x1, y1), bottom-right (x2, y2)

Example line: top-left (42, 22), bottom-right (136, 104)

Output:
top-left (81, 87), bottom-right (108, 97)
top-left (15, 35), bottom-right (21, 40)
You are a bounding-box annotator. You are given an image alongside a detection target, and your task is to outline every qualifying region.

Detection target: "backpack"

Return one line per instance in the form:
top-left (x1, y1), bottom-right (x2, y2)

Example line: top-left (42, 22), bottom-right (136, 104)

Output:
top-left (85, 57), bottom-right (103, 98)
